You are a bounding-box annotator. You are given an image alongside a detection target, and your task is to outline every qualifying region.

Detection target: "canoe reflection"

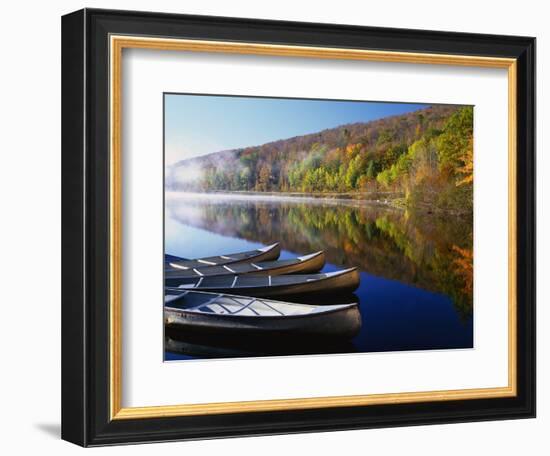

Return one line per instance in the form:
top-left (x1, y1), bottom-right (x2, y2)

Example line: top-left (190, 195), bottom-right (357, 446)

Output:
top-left (165, 327), bottom-right (358, 359)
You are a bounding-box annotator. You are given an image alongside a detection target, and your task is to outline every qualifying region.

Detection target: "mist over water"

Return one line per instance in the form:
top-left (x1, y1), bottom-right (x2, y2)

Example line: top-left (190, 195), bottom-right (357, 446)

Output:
top-left (165, 192), bottom-right (473, 360)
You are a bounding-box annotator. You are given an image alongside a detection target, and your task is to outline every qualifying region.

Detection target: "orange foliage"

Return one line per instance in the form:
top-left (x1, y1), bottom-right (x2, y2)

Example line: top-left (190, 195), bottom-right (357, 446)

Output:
top-left (456, 138), bottom-right (473, 186)
top-left (452, 245), bottom-right (473, 297)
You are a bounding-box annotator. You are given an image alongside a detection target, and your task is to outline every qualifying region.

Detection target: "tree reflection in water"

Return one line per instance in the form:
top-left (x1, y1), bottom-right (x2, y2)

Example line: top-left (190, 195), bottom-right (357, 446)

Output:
top-left (166, 193), bottom-right (473, 319)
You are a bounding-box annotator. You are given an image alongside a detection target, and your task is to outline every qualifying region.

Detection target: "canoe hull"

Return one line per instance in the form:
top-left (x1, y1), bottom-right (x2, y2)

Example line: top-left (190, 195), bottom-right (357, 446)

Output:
top-left (165, 243), bottom-right (281, 271)
top-left (164, 251), bottom-right (325, 281)
top-left (165, 303), bottom-right (361, 339)
top-left (166, 268), bottom-right (360, 300)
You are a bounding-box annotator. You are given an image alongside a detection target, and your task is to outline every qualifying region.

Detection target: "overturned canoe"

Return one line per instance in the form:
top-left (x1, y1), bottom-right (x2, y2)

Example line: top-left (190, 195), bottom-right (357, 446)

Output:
top-left (165, 267), bottom-right (359, 299)
top-left (165, 251), bottom-right (325, 281)
top-left (165, 243), bottom-right (280, 271)
top-left (164, 290), bottom-right (361, 339)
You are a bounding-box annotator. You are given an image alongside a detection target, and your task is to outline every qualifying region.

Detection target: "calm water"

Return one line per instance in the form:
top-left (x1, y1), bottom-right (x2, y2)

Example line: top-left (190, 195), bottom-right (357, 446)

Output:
top-left (164, 192), bottom-right (473, 360)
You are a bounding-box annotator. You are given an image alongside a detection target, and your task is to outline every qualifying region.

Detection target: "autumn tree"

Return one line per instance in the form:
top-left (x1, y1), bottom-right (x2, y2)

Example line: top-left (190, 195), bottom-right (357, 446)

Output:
top-left (172, 104), bottom-right (473, 214)
top-left (256, 163), bottom-right (272, 191)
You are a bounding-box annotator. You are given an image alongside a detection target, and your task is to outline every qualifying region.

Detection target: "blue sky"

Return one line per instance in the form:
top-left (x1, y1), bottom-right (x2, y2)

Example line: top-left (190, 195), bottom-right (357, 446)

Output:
top-left (164, 94), bottom-right (430, 164)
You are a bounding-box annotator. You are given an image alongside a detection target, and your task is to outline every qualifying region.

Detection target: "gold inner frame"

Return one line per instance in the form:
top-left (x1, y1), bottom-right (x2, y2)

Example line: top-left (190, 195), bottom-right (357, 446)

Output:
top-left (109, 35), bottom-right (517, 420)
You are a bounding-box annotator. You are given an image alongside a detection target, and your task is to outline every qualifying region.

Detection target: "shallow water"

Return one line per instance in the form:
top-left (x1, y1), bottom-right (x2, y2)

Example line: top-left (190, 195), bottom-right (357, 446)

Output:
top-left (164, 192), bottom-right (473, 360)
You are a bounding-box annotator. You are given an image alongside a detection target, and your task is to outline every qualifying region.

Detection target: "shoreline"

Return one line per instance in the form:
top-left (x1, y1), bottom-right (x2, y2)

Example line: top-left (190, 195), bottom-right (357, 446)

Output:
top-left (167, 189), bottom-right (403, 202)
top-left (211, 190), bottom-right (404, 200)
top-left (166, 190), bottom-right (471, 216)
top-left (166, 189), bottom-right (405, 209)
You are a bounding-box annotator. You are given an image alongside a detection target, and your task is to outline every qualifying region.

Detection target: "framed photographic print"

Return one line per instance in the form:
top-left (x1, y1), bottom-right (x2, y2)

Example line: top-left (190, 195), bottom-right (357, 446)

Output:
top-left (61, 8), bottom-right (536, 446)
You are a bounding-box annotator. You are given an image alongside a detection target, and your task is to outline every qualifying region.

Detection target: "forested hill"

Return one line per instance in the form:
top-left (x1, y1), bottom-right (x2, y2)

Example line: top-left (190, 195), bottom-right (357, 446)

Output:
top-left (167, 104), bottom-right (473, 213)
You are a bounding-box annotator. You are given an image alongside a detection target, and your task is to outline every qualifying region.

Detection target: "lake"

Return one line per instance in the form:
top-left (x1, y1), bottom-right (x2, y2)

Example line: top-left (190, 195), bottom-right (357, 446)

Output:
top-left (164, 192), bottom-right (473, 360)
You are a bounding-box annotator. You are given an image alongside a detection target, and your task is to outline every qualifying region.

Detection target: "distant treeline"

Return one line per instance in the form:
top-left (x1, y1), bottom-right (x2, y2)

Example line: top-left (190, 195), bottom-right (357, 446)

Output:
top-left (167, 105), bottom-right (473, 213)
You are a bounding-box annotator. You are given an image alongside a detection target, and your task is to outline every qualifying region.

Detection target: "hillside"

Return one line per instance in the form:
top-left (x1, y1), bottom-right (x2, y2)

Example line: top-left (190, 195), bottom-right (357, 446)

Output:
top-left (167, 104), bottom-right (473, 213)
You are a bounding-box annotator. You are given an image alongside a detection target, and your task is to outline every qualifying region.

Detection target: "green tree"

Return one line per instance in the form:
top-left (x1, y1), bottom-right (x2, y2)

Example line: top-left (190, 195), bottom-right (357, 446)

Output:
top-left (239, 167), bottom-right (252, 189)
top-left (366, 160), bottom-right (375, 179)
top-left (436, 106), bottom-right (474, 171)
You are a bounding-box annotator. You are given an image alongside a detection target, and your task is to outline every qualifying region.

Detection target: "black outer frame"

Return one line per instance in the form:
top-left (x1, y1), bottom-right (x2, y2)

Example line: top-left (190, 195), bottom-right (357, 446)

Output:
top-left (61, 8), bottom-right (536, 447)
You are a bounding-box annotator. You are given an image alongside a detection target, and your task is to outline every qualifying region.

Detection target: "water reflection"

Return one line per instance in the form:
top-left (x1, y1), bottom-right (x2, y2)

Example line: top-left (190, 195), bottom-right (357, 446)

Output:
top-left (165, 328), bottom-right (358, 360)
top-left (166, 193), bottom-right (473, 319)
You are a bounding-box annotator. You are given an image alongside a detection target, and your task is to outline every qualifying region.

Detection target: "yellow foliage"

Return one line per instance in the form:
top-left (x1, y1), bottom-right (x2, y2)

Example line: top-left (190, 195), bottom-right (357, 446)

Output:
top-left (456, 138), bottom-right (473, 186)
top-left (452, 245), bottom-right (473, 297)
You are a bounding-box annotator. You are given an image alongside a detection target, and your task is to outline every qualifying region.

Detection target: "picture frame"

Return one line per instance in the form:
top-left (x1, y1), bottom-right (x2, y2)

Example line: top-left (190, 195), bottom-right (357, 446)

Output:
top-left (61, 8), bottom-right (535, 446)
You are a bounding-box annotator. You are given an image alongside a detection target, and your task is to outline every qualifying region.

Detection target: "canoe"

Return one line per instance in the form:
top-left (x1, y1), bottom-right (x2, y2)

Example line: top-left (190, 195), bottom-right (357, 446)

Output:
top-left (165, 267), bottom-right (359, 299)
top-left (164, 290), bottom-right (361, 339)
top-left (164, 251), bottom-right (325, 281)
top-left (165, 243), bottom-right (280, 270)
top-left (164, 253), bottom-right (187, 265)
